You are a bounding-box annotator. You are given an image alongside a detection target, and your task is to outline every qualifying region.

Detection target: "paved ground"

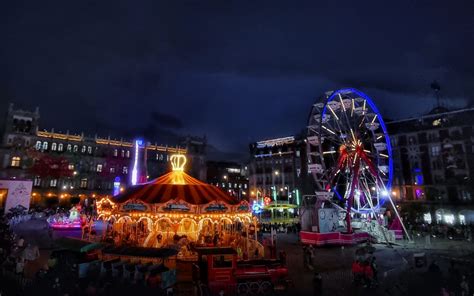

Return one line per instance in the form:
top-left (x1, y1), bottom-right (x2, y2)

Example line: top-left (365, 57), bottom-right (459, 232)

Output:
top-left (273, 232), bottom-right (474, 295)
top-left (8, 219), bottom-right (474, 295)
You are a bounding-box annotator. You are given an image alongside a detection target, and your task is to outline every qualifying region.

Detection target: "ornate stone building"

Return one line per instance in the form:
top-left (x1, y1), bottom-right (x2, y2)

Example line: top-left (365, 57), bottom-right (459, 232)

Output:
top-left (0, 104), bottom-right (206, 206)
top-left (387, 107), bottom-right (474, 224)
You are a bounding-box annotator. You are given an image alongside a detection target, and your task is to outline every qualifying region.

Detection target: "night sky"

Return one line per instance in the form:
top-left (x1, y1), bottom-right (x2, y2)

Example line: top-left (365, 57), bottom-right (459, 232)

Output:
top-left (1, 1), bottom-right (473, 160)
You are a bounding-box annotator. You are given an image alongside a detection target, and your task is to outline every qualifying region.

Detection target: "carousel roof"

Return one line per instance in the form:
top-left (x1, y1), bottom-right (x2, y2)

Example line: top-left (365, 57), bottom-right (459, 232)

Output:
top-left (113, 155), bottom-right (240, 205)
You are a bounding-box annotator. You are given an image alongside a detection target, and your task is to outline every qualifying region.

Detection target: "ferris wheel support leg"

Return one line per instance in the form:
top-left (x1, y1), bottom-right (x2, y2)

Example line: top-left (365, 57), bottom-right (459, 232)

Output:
top-left (345, 161), bottom-right (361, 234)
top-left (387, 196), bottom-right (412, 242)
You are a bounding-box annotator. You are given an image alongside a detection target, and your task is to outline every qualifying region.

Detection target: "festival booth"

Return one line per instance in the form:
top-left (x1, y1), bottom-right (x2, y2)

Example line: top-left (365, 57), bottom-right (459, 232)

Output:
top-left (97, 155), bottom-right (255, 257)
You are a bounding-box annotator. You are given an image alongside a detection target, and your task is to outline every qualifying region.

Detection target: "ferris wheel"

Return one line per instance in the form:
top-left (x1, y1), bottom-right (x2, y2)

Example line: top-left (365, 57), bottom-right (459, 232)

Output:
top-left (307, 89), bottom-right (393, 232)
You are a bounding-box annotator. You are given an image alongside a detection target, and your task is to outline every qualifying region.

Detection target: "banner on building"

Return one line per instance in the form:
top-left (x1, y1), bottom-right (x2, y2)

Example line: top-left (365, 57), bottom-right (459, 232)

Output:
top-left (0, 180), bottom-right (33, 213)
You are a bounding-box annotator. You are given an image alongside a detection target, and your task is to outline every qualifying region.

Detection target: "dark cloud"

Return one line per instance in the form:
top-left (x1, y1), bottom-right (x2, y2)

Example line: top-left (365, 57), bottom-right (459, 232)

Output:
top-left (1, 0), bottom-right (474, 160)
top-left (150, 111), bottom-right (183, 130)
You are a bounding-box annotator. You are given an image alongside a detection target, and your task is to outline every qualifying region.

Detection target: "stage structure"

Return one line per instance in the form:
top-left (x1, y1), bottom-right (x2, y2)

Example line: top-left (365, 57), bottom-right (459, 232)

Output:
top-left (97, 155), bottom-right (256, 256)
top-left (301, 88), bottom-right (410, 245)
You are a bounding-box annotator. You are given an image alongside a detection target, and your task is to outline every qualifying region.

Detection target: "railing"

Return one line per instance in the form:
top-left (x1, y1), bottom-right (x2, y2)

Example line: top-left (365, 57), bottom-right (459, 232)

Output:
top-left (258, 217), bottom-right (299, 224)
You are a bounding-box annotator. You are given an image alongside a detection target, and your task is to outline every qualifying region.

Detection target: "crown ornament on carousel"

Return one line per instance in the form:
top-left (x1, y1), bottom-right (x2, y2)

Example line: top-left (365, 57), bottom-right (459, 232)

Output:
top-left (170, 154), bottom-right (187, 172)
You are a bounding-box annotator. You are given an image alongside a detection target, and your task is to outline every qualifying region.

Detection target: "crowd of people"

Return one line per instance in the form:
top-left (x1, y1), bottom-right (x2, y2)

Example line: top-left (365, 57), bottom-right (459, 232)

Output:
top-left (407, 221), bottom-right (473, 242)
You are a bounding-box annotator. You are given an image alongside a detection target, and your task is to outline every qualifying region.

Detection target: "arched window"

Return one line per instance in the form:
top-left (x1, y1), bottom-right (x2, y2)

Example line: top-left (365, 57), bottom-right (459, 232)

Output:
top-left (87, 146), bottom-right (92, 154)
top-left (67, 144), bottom-right (72, 152)
top-left (81, 146), bottom-right (86, 153)
top-left (121, 150), bottom-right (125, 157)
top-left (126, 150), bottom-right (130, 158)
top-left (35, 141), bottom-right (42, 150)
top-left (73, 145), bottom-right (78, 152)
top-left (113, 149), bottom-right (118, 157)
top-left (51, 143), bottom-right (57, 151)
top-left (10, 156), bottom-right (21, 167)
top-left (58, 143), bottom-right (63, 151)
top-left (42, 142), bottom-right (48, 150)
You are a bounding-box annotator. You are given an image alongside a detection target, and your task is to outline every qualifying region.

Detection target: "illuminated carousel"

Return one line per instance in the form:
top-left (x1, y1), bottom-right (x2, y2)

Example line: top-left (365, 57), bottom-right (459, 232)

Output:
top-left (97, 155), bottom-right (254, 256)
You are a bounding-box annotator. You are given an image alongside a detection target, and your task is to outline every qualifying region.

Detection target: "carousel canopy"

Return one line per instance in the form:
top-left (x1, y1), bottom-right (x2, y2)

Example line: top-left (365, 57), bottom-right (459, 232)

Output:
top-left (113, 154), bottom-right (240, 205)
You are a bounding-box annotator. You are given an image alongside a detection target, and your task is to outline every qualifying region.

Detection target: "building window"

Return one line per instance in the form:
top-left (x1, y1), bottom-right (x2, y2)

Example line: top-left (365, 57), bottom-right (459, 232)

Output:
top-left (35, 141), bottom-right (42, 150)
top-left (244, 184), bottom-right (247, 189)
top-left (160, 154), bottom-right (164, 161)
top-left (68, 164), bottom-right (74, 170)
top-left (113, 149), bottom-right (118, 157)
top-left (431, 145), bottom-right (441, 156)
top-left (33, 177), bottom-right (41, 187)
top-left (10, 156), bottom-right (21, 167)
top-left (67, 144), bottom-right (72, 152)
top-left (81, 146), bottom-right (86, 153)
top-left (123, 166), bottom-right (128, 174)
top-left (51, 143), bottom-right (57, 151)
top-left (50, 179), bottom-right (58, 187)
top-left (73, 145), bottom-right (78, 152)
top-left (96, 164), bottom-right (103, 172)
top-left (126, 150), bottom-right (130, 158)
top-left (110, 167), bottom-right (115, 173)
top-left (58, 143), bottom-right (63, 151)
top-left (42, 142), bottom-right (48, 150)
top-left (87, 146), bottom-right (92, 154)
top-left (121, 150), bottom-right (125, 157)
top-left (80, 178), bottom-right (88, 189)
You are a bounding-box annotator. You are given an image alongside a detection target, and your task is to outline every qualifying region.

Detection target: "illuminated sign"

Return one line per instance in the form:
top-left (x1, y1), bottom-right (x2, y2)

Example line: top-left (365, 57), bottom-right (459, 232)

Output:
top-left (264, 196), bottom-right (272, 206)
top-left (162, 203), bottom-right (190, 212)
top-left (256, 136), bottom-right (295, 148)
top-left (204, 204), bottom-right (228, 212)
top-left (237, 204), bottom-right (249, 212)
top-left (122, 203), bottom-right (147, 211)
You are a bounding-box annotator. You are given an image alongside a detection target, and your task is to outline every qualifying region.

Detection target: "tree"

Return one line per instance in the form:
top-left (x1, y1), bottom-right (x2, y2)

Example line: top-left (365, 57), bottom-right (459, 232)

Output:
top-left (27, 149), bottom-right (73, 178)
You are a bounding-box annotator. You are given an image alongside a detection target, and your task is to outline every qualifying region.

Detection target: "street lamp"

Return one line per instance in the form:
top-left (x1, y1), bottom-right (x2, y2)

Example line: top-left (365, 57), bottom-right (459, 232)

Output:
top-left (274, 170), bottom-right (279, 176)
top-left (223, 175), bottom-right (228, 180)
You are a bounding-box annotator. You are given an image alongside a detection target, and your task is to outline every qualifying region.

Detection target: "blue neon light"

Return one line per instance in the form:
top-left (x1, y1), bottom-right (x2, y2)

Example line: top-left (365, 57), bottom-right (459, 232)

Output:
top-left (252, 202), bottom-right (263, 214)
top-left (113, 176), bottom-right (121, 196)
top-left (333, 187), bottom-right (344, 201)
top-left (131, 139), bottom-right (141, 186)
top-left (321, 88), bottom-right (393, 209)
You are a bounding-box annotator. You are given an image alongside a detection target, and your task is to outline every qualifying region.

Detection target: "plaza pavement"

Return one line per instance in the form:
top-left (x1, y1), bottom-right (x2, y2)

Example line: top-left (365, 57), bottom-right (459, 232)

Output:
top-left (272, 232), bottom-right (474, 296)
top-left (9, 219), bottom-right (474, 295)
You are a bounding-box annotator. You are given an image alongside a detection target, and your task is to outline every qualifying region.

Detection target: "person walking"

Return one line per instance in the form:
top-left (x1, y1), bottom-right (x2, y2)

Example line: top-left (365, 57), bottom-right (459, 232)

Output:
top-left (460, 275), bottom-right (469, 296)
top-left (352, 260), bottom-right (362, 285)
top-left (370, 257), bottom-right (378, 285)
top-left (303, 246), bottom-right (308, 270)
top-left (308, 245), bottom-right (315, 270)
top-left (363, 262), bottom-right (374, 288)
top-left (313, 272), bottom-right (322, 295)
